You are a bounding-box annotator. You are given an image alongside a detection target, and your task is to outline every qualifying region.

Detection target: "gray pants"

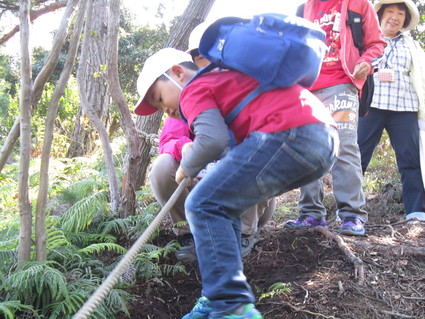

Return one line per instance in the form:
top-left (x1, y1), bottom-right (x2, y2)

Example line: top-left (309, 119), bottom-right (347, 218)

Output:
top-left (298, 84), bottom-right (368, 222)
top-left (149, 153), bottom-right (276, 236)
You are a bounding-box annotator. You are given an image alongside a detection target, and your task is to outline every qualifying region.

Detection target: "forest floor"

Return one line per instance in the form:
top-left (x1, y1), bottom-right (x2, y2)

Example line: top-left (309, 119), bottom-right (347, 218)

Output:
top-left (119, 173), bottom-right (425, 319)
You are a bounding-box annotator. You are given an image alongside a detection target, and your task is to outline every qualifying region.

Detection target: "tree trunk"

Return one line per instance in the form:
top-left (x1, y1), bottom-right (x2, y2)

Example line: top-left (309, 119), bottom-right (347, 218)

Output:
top-left (77, 0), bottom-right (119, 212)
top-left (17, 0), bottom-right (33, 265)
top-left (0, 0), bottom-right (80, 173)
top-left (134, 0), bottom-right (216, 191)
top-left (35, 0), bottom-right (86, 261)
top-left (106, 0), bottom-right (141, 217)
top-left (68, 0), bottom-right (111, 158)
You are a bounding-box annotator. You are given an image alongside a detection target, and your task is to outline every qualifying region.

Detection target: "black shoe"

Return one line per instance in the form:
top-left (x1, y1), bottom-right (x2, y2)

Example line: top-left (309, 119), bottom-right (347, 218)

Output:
top-left (176, 233), bottom-right (197, 263)
top-left (241, 232), bottom-right (260, 257)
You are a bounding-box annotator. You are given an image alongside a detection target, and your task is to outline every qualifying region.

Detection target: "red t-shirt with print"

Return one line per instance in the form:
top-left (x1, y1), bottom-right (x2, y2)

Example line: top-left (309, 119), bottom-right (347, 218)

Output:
top-left (310, 0), bottom-right (352, 90)
top-left (179, 70), bottom-right (335, 144)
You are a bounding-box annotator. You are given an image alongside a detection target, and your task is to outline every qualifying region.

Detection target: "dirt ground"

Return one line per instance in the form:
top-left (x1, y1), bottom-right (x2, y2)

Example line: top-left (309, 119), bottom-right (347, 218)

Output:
top-left (120, 180), bottom-right (425, 319)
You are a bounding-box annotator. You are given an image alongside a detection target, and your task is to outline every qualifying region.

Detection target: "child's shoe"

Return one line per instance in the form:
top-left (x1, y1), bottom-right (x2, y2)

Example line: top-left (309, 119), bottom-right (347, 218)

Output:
top-left (176, 233), bottom-right (197, 263)
top-left (241, 232), bottom-right (260, 257)
top-left (182, 296), bottom-right (211, 319)
top-left (339, 215), bottom-right (365, 236)
top-left (221, 303), bottom-right (263, 318)
top-left (284, 215), bottom-right (327, 229)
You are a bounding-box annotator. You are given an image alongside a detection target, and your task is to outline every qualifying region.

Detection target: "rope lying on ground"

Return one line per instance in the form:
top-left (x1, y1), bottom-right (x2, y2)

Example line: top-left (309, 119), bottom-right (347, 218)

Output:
top-left (72, 177), bottom-right (190, 319)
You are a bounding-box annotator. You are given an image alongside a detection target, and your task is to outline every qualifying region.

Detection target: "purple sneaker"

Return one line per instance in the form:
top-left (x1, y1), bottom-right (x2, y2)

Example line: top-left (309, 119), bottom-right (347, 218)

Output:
top-left (339, 215), bottom-right (365, 236)
top-left (284, 215), bottom-right (327, 229)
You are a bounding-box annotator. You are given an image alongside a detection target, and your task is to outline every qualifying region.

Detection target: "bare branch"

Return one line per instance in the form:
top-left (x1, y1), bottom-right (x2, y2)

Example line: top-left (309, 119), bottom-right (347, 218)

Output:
top-left (0, 0), bottom-right (67, 46)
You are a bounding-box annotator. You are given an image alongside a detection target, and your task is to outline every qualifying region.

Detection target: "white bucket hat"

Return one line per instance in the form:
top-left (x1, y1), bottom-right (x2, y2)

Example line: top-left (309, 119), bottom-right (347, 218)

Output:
top-left (374, 0), bottom-right (420, 32)
top-left (134, 48), bottom-right (192, 116)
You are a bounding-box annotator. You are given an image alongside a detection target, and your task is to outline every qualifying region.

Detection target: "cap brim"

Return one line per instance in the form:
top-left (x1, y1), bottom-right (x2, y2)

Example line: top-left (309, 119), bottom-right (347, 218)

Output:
top-left (134, 98), bottom-right (158, 116)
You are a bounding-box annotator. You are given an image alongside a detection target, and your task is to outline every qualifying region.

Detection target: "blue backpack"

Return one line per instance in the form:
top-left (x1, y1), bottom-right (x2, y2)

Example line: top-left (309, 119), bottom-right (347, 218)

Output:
top-left (193, 13), bottom-right (327, 125)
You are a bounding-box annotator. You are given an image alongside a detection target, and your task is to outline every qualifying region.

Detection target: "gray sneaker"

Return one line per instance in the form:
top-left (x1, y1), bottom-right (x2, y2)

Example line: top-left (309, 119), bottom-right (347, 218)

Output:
top-left (241, 232), bottom-right (260, 257)
top-left (176, 234), bottom-right (197, 263)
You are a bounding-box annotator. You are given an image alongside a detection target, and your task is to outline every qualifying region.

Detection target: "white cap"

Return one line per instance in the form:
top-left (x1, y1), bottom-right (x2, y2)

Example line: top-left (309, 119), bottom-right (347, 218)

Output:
top-left (186, 22), bottom-right (211, 54)
top-left (374, 0), bottom-right (419, 32)
top-left (134, 48), bottom-right (192, 116)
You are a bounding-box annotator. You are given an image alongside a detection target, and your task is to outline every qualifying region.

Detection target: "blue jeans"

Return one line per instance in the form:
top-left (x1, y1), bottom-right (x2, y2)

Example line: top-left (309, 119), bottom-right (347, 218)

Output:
top-left (185, 123), bottom-right (338, 318)
top-left (358, 108), bottom-right (425, 214)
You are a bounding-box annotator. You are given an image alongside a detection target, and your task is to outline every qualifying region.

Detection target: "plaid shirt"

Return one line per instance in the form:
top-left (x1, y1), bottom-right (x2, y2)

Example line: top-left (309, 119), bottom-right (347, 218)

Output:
top-left (372, 35), bottom-right (419, 112)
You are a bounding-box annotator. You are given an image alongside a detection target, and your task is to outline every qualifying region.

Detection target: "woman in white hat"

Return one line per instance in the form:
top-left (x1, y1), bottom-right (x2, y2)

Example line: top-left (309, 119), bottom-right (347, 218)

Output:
top-left (358, 0), bottom-right (425, 222)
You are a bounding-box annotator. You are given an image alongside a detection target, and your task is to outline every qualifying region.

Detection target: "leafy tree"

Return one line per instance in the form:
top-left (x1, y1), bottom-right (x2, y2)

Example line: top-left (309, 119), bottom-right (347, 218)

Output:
top-left (0, 53), bottom-right (18, 95)
top-left (117, 19), bottom-right (168, 98)
top-left (411, 0), bottom-right (425, 47)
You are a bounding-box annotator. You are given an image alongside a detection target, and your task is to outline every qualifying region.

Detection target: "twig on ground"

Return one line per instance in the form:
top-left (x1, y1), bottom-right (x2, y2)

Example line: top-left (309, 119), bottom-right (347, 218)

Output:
top-left (294, 282), bottom-right (309, 304)
top-left (337, 281), bottom-right (345, 298)
top-left (261, 301), bottom-right (341, 319)
top-left (380, 310), bottom-right (415, 318)
top-left (313, 226), bottom-right (365, 285)
top-left (368, 218), bottom-right (424, 228)
top-left (347, 240), bottom-right (425, 256)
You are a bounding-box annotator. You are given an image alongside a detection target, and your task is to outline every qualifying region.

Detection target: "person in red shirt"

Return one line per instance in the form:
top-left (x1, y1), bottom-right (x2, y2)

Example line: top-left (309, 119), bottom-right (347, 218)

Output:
top-left (134, 47), bottom-right (337, 319)
top-left (149, 115), bottom-right (276, 262)
top-left (148, 23), bottom-right (276, 263)
top-left (285, 0), bottom-right (386, 236)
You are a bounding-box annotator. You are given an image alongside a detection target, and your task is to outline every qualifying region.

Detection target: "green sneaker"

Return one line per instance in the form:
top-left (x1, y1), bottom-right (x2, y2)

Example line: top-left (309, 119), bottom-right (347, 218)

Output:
top-left (182, 296), bottom-right (211, 319)
top-left (221, 303), bottom-right (263, 319)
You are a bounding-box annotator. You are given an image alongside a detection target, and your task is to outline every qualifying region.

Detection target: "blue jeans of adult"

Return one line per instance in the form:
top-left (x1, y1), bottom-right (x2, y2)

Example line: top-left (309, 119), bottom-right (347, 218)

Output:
top-left (184, 123), bottom-right (338, 318)
top-left (358, 108), bottom-right (425, 215)
top-left (298, 84), bottom-right (368, 222)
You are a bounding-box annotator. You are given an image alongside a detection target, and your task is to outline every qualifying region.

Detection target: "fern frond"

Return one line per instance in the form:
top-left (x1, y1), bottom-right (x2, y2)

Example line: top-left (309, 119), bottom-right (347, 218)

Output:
top-left (0, 250), bottom-right (17, 272)
top-left (0, 236), bottom-right (19, 250)
top-left (60, 178), bottom-right (102, 203)
top-left (47, 229), bottom-right (71, 250)
top-left (101, 217), bottom-right (132, 235)
top-left (61, 191), bottom-right (110, 233)
top-left (133, 254), bottom-right (162, 280)
top-left (259, 282), bottom-right (292, 301)
top-left (3, 261), bottom-right (68, 303)
top-left (103, 288), bottom-right (131, 317)
top-left (78, 243), bottom-right (127, 255)
top-left (173, 220), bottom-right (189, 228)
top-left (129, 210), bottom-right (159, 239)
top-left (47, 291), bottom-right (86, 319)
top-left (140, 243), bottom-right (162, 253)
top-left (0, 300), bottom-right (39, 319)
top-left (161, 262), bottom-right (187, 277)
top-left (66, 232), bottom-right (117, 247)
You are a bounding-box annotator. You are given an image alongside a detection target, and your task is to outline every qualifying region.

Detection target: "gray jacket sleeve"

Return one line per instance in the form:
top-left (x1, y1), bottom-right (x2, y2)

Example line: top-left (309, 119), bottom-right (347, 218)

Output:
top-left (180, 108), bottom-right (230, 177)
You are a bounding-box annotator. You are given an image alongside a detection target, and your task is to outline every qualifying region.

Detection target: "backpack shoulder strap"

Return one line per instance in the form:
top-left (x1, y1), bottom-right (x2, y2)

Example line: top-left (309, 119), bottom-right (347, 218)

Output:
top-left (346, 0), bottom-right (364, 53)
top-left (185, 62), bottom-right (217, 88)
top-left (179, 62), bottom-right (218, 124)
top-left (224, 86), bottom-right (265, 125)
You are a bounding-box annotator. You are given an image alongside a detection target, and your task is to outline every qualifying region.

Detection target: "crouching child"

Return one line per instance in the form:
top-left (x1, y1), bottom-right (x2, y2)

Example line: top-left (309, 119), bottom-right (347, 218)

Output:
top-left (134, 47), bottom-right (338, 319)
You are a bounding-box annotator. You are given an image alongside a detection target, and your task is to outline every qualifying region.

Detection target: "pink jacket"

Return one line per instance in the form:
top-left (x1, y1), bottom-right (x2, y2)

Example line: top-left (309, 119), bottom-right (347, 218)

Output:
top-left (159, 117), bottom-right (192, 162)
top-left (304, 0), bottom-right (386, 90)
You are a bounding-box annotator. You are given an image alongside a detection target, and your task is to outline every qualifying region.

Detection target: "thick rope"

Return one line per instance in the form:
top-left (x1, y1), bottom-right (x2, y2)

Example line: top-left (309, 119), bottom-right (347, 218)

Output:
top-left (72, 177), bottom-right (190, 319)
